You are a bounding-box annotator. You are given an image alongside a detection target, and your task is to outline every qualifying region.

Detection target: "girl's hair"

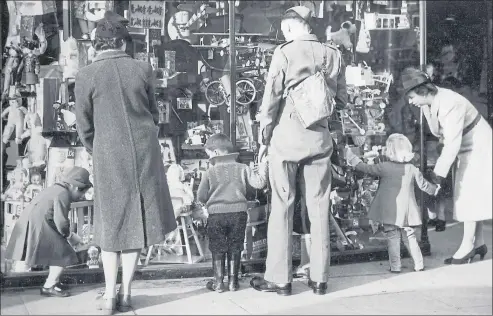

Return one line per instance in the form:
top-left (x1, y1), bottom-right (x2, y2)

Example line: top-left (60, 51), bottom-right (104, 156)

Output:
top-left (406, 82), bottom-right (438, 97)
top-left (92, 36), bottom-right (125, 52)
top-left (384, 133), bottom-right (415, 163)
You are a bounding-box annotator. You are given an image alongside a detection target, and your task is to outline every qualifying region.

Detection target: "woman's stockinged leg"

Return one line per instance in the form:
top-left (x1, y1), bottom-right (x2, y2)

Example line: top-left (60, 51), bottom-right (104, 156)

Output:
top-left (101, 250), bottom-right (119, 299)
top-left (453, 221), bottom-right (477, 258)
top-left (119, 249), bottom-right (141, 296)
top-left (474, 221), bottom-right (485, 248)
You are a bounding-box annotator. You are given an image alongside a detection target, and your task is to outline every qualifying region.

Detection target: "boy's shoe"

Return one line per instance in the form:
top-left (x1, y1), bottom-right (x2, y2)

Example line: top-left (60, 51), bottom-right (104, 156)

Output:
top-left (40, 284), bottom-right (71, 297)
top-left (415, 267), bottom-right (425, 272)
top-left (389, 269), bottom-right (401, 274)
top-left (435, 220), bottom-right (446, 232)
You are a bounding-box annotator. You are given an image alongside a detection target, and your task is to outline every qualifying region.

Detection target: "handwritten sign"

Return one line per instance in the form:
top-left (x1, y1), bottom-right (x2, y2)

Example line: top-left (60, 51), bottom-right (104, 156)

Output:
top-left (129, 0), bottom-right (165, 29)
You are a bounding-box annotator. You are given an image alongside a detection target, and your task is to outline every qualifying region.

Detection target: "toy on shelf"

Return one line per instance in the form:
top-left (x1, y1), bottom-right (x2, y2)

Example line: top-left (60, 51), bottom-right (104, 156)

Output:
top-left (86, 246), bottom-right (101, 268)
top-left (167, 164), bottom-right (195, 218)
top-left (19, 37), bottom-right (41, 96)
top-left (167, 4), bottom-right (213, 44)
top-left (205, 79), bottom-right (256, 109)
top-left (1, 43), bottom-right (23, 102)
top-left (1, 94), bottom-right (27, 146)
top-left (24, 172), bottom-right (44, 202)
top-left (1, 159), bottom-right (30, 201)
top-left (21, 113), bottom-right (47, 167)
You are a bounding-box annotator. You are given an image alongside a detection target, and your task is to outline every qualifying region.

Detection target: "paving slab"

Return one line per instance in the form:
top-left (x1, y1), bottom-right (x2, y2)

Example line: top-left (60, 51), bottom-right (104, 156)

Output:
top-left (0, 291), bottom-right (30, 315)
top-left (457, 305), bottom-right (493, 315)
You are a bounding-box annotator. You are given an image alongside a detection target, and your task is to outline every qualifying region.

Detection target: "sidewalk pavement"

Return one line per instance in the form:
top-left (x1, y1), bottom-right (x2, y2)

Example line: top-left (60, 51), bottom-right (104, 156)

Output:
top-left (1, 223), bottom-right (491, 315)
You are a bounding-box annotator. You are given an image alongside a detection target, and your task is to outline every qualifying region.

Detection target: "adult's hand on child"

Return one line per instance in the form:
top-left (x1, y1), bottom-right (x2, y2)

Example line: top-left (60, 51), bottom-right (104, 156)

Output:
top-left (430, 171), bottom-right (445, 185)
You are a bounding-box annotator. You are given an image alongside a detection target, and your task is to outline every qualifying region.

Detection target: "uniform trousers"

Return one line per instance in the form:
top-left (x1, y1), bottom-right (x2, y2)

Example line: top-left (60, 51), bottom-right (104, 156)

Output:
top-left (264, 150), bottom-right (332, 284)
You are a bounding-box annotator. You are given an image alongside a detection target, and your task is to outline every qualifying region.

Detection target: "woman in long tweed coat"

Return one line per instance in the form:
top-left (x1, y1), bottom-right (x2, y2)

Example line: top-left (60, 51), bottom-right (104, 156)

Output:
top-left (75, 13), bottom-right (176, 314)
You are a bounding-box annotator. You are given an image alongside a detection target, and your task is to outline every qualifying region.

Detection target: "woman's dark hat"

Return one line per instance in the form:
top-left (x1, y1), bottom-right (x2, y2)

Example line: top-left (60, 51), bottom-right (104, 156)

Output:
top-left (400, 67), bottom-right (431, 95)
top-left (61, 167), bottom-right (92, 189)
top-left (95, 11), bottom-right (129, 39)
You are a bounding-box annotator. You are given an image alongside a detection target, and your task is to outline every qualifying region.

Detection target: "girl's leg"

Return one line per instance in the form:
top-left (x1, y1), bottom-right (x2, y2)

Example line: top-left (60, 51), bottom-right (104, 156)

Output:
top-left (384, 225), bottom-right (401, 272)
top-left (119, 249), bottom-right (141, 297)
top-left (453, 221), bottom-right (477, 258)
top-left (474, 221), bottom-right (485, 248)
top-left (101, 250), bottom-right (119, 299)
top-left (401, 227), bottom-right (424, 271)
top-left (44, 266), bottom-right (64, 288)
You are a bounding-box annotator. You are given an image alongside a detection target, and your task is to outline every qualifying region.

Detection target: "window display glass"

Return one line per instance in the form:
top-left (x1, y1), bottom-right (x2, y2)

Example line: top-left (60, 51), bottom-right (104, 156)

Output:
top-left (4, 0), bottom-right (486, 277)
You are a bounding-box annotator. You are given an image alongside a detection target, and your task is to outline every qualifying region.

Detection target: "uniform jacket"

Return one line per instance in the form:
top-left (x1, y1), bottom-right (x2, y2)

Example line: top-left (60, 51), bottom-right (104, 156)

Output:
top-left (256, 34), bottom-right (347, 161)
top-left (348, 157), bottom-right (437, 227)
top-left (75, 50), bottom-right (176, 252)
top-left (5, 184), bottom-right (79, 267)
top-left (423, 87), bottom-right (484, 178)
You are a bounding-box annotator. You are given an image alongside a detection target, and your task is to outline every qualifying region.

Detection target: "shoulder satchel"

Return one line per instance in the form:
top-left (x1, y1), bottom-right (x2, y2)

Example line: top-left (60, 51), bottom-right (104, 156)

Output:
top-left (284, 44), bottom-right (339, 129)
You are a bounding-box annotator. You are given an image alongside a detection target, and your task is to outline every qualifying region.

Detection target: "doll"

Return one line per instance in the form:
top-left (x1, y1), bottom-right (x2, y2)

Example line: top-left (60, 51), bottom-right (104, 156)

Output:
top-left (74, 0), bottom-right (112, 39)
top-left (59, 37), bottom-right (80, 80)
top-left (86, 246), bottom-right (101, 268)
top-left (24, 172), bottom-right (44, 202)
top-left (19, 38), bottom-right (40, 96)
top-left (53, 101), bottom-right (70, 131)
top-left (167, 163), bottom-right (195, 218)
top-left (1, 159), bottom-right (29, 201)
top-left (1, 95), bottom-right (27, 145)
top-left (21, 113), bottom-right (47, 167)
top-left (1, 43), bottom-right (23, 102)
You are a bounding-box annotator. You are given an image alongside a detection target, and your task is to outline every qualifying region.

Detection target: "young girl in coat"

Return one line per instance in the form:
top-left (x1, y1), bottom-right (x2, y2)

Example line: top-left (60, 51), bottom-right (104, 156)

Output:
top-left (5, 167), bottom-right (92, 297)
top-left (345, 134), bottom-right (440, 273)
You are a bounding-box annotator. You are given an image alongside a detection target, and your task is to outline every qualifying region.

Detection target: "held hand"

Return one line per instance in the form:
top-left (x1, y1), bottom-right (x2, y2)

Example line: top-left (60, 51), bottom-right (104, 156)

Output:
top-left (430, 171), bottom-right (445, 185)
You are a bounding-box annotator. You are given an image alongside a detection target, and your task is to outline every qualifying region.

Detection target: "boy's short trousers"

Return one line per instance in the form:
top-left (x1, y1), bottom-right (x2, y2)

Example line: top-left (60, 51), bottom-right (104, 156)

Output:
top-left (206, 212), bottom-right (247, 254)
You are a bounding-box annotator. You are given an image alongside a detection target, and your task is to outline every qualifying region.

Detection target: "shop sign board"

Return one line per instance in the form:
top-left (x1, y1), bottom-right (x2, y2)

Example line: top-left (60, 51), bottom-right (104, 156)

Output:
top-left (128, 0), bottom-right (166, 29)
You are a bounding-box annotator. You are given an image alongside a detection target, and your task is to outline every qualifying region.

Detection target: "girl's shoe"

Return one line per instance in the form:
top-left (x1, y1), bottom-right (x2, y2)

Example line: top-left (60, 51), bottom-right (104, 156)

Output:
top-left (415, 267), bottom-right (425, 272)
top-left (40, 284), bottom-right (71, 297)
top-left (389, 269), bottom-right (401, 274)
top-left (475, 244), bottom-right (488, 260)
top-left (117, 294), bottom-right (132, 312)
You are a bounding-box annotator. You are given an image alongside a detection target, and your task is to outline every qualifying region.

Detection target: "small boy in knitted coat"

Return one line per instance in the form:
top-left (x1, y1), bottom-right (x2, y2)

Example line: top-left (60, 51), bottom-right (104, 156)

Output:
top-left (197, 133), bottom-right (268, 293)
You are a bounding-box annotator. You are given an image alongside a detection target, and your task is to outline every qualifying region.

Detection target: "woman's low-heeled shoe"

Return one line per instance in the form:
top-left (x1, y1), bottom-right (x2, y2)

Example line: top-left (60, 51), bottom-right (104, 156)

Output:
top-left (117, 294), bottom-right (132, 312)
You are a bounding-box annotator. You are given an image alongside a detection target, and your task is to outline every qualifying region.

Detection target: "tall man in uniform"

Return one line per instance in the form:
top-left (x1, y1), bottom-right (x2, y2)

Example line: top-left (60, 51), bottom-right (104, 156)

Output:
top-left (250, 6), bottom-right (347, 296)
